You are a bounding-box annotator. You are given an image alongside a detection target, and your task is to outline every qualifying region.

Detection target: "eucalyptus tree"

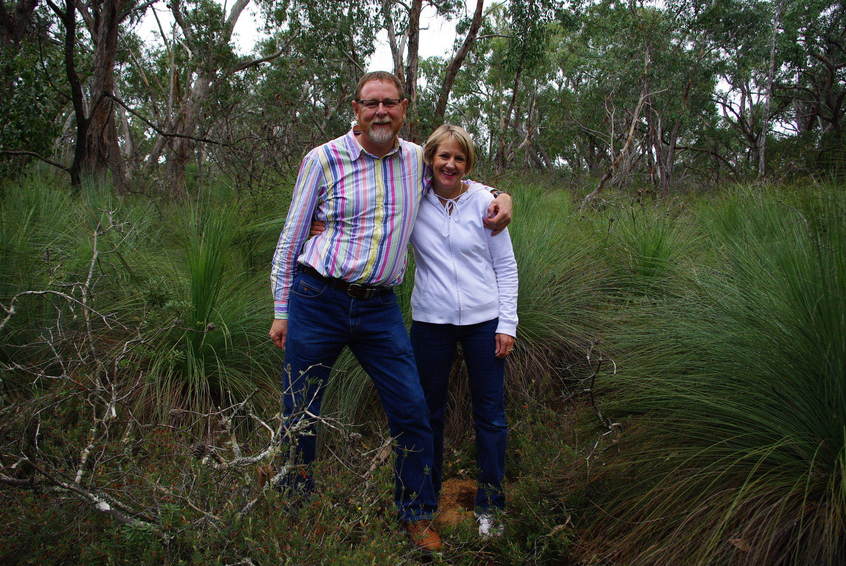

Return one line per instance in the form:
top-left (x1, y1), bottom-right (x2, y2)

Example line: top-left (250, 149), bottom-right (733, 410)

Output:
top-left (672, 0), bottom-right (794, 178)
top-left (421, 1), bottom-right (560, 170)
top-left (493, 0), bottom-right (558, 171)
top-left (778, 0), bottom-right (845, 175)
top-left (675, 0), bottom-right (844, 178)
top-left (136, 0), bottom-right (271, 197)
top-left (43, 0), bottom-right (152, 190)
top-left (204, 0), bottom-right (381, 192)
top-left (0, 2), bottom-right (66, 178)
top-left (380, 0), bottom-right (464, 141)
top-left (418, 3), bottom-right (508, 159)
top-left (432, 0), bottom-right (485, 124)
top-left (640, 4), bottom-right (720, 193)
top-left (0, 0), bottom-right (150, 188)
top-left (124, 0), bottom-right (382, 196)
top-left (562, 0), bottom-right (719, 202)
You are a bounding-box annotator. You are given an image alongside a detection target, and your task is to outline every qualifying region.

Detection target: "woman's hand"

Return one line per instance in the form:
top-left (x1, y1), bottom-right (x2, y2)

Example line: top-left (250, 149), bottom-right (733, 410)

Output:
top-left (495, 333), bottom-right (515, 358)
top-left (309, 220), bottom-right (325, 238)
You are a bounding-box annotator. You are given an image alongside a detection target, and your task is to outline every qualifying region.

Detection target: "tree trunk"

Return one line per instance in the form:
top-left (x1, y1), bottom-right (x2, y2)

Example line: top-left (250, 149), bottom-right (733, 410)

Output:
top-left (649, 110), bottom-right (681, 197)
top-left (114, 83), bottom-right (136, 173)
top-left (495, 65), bottom-right (523, 172)
top-left (83, 0), bottom-right (128, 191)
top-left (759, 0), bottom-right (784, 178)
top-left (0, 0), bottom-right (39, 45)
top-left (48, 0), bottom-right (130, 189)
top-left (403, 0), bottom-right (422, 141)
top-left (47, 0), bottom-right (86, 186)
top-left (166, 72), bottom-right (211, 198)
top-left (581, 84), bottom-right (650, 208)
top-left (381, 0), bottom-right (405, 92)
top-left (163, 0), bottom-right (250, 197)
top-left (434, 0), bottom-right (484, 123)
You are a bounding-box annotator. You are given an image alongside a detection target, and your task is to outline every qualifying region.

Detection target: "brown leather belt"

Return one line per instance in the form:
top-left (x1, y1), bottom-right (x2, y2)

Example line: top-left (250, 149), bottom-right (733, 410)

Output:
top-left (299, 264), bottom-right (393, 299)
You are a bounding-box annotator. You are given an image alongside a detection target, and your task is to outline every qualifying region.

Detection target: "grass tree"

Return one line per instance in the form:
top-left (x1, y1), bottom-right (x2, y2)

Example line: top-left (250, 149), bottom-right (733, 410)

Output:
top-left (595, 186), bottom-right (846, 565)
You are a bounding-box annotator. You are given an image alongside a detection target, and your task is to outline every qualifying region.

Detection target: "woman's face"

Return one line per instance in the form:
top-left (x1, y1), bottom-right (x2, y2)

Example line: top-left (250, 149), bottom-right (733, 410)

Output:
top-left (431, 138), bottom-right (468, 193)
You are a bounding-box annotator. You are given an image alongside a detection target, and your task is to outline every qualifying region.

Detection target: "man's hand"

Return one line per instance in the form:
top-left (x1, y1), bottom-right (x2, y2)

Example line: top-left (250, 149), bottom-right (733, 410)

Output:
top-left (269, 319), bottom-right (288, 350)
top-left (495, 333), bottom-right (515, 358)
top-left (484, 192), bottom-right (513, 235)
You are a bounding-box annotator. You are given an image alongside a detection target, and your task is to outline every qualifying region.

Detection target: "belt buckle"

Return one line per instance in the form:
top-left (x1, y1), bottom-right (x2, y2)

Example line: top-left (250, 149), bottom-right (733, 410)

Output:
top-left (347, 283), bottom-right (371, 299)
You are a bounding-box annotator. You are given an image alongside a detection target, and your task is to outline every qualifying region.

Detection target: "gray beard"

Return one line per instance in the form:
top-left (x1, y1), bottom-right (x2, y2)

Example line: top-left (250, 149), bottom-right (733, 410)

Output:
top-left (367, 125), bottom-right (395, 145)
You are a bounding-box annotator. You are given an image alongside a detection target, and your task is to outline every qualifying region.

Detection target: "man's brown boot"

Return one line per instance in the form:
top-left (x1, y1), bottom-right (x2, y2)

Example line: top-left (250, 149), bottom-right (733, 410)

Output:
top-left (404, 520), bottom-right (443, 552)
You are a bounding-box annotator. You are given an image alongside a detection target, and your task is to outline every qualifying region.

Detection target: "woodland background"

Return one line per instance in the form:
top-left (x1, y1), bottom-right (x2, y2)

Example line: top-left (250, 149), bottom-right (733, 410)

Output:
top-left (1, 1), bottom-right (845, 565)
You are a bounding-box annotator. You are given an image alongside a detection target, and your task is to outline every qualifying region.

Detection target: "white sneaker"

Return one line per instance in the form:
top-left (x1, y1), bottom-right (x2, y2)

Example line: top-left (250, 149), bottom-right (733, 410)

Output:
top-left (476, 512), bottom-right (504, 537)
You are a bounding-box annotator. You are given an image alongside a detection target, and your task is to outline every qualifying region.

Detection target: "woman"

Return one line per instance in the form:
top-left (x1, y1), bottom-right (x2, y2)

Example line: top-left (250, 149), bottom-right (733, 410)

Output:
top-left (410, 124), bottom-right (518, 537)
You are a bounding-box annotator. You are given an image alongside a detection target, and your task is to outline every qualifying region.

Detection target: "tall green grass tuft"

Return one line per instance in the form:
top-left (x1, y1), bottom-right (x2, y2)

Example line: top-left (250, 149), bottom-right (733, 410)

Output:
top-left (0, 176), bottom-right (78, 338)
top-left (506, 186), bottom-right (611, 384)
top-left (0, 177), bottom-right (154, 391)
top-left (137, 206), bottom-right (278, 417)
top-left (600, 201), bottom-right (696, 296)
top-left (595, 187), bottom-right (846, 565)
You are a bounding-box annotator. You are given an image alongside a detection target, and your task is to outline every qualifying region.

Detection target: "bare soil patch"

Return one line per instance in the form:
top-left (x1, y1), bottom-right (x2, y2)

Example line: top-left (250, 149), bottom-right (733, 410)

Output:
top-left (435, 478), bottom-right (477, 528)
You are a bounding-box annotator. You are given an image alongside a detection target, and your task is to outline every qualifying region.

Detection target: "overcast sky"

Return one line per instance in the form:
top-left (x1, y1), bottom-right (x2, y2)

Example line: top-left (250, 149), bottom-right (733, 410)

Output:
top-left (138, 1), bottom-right (460, 71)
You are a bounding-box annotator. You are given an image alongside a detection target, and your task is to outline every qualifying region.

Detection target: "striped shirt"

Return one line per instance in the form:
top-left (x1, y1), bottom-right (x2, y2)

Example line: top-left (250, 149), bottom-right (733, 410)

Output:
top-left (271, 129), bottom-right (426, 319)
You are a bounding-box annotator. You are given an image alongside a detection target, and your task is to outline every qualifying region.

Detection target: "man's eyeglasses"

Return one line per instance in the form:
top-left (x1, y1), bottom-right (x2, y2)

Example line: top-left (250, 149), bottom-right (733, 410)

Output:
top-left (355, 98), bottom-right (404, 109)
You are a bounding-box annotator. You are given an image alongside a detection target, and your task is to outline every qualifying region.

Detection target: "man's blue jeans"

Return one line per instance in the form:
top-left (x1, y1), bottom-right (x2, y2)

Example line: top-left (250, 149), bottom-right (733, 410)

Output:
top-left (282, 269), bottom-right (437, 521)
top-left (410, 318), bottom-right (507, 512)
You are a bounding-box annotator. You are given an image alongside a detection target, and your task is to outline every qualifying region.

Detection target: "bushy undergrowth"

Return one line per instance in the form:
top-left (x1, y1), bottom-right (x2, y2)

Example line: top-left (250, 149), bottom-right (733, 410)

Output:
top-left (138, 207), bottom-right (278, 416)
top-left (3, 174), bottom-right (844, 565)
top-left (0, 174), bottom-right (596, 565)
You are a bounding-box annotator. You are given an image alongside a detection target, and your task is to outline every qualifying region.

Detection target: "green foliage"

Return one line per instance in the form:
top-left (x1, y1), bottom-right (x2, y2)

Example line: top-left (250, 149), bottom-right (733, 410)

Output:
top-left (595, 185), bottom-right (846, 565)
top-left (506, 183), bottom-right (611, 378)
top-left (137, 205), bottom-right (278, 416)
top-left (600, 199), bottom-right (697, 295)
top-left (0, 10), bottom-right (67, 178)
top-left (0, 176), bottom-right (143, 372)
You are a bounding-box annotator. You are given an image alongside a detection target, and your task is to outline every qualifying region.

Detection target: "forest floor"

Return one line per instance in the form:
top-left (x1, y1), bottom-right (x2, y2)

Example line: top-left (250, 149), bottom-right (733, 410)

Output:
top-left (435, 478), bottom-right (478, 529)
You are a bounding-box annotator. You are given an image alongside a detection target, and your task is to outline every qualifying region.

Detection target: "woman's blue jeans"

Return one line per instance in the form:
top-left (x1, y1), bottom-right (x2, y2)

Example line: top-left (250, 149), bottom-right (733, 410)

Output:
top-left (410, 318), bottom-right (507, 512)
top-left (282, 269), bottom-right (437, 521)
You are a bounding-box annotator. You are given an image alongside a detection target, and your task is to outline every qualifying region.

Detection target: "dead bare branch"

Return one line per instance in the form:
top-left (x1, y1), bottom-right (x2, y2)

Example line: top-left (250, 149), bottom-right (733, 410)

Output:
top-left (0, 149), bottom-right (71, 172)
top-left (103, 93), bottom-right (230, 146)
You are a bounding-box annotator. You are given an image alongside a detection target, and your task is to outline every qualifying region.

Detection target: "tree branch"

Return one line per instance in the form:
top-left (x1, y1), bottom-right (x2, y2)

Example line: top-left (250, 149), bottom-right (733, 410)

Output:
top-left (676, 144), bottom-right (738, 176)
top-left (0, 149), bottom-right (70, 172)
top-left (222, 0), bottom-right (250, 41)
top-left (226, 44), bottom-right (289, 75)
top-left (434, 0), bottom-right (483, 122)
top-left (120, 0), bottom-right (158, 22)
top-left (103, 93), bottom-right (230, 146)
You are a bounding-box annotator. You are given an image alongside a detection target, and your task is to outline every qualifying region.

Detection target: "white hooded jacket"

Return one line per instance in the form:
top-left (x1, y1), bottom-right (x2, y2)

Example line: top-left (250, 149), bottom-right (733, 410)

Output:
top-left (409, 180), bottom-right (518, 337)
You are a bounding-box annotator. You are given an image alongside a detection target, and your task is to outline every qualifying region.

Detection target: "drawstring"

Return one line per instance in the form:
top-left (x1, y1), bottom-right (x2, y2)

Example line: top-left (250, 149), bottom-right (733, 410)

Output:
top-left (436, 194), bottom-right (463, 236)
top-left (439, 196), bottom-right (459, 216)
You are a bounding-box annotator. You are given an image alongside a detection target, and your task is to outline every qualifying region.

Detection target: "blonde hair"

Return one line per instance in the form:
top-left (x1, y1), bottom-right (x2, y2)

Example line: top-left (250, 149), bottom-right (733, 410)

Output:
top-left (423, 124), bottom-right (477, 175)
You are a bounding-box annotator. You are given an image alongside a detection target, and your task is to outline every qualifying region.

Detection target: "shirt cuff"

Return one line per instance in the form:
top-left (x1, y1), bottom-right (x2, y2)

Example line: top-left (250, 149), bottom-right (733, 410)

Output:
top-left (495, 320), bottom-right (517, 337)
top-left (274, 301), bottom-right (288, 320)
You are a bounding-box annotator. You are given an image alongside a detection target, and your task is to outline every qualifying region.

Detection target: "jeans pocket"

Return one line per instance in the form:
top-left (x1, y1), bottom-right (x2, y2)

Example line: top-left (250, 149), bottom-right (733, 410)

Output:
top-left (291, 275), bottom-right (326, 298)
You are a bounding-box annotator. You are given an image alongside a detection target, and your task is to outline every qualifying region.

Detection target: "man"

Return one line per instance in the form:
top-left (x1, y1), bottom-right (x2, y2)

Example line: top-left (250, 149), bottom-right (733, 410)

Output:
top-left (269, 71), bottom-right (512, 552)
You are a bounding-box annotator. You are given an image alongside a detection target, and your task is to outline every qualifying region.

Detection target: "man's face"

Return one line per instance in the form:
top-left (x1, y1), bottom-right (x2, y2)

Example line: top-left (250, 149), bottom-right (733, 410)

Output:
top-left (353, 80), bottom-right (408, 147)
